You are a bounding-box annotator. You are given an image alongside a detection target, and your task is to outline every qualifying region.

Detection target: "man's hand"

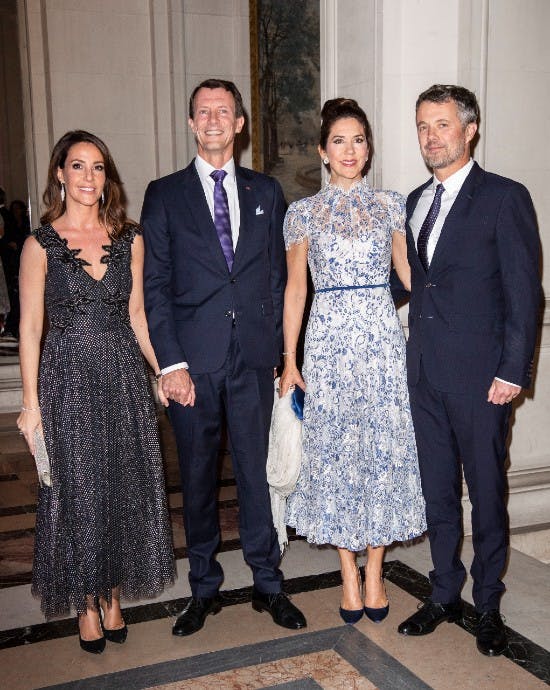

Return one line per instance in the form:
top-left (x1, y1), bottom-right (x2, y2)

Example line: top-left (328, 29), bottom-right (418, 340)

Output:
top-left (160, 369), bottom-right (196, 407)
top-left (487, 379), bottom-right (521, 405)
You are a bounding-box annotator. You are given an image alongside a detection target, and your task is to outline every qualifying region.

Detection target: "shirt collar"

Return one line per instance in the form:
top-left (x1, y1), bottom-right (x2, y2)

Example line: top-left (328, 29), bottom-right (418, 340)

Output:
top-left (432, 158), bottom-right (474, 195)
top-left (195, 154), bottom-right (236, 183)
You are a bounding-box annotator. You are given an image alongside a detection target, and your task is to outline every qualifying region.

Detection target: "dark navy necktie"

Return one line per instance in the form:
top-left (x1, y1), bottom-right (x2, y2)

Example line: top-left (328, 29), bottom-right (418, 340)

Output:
top-left (417, 183), bottom-right (444, 271)
top-left (210, 169), bottom-right (234, 271)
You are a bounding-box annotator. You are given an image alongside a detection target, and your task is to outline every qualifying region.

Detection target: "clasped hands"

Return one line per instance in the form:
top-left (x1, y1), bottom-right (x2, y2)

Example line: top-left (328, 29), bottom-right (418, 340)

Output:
top-left (158, 369), bottom-right (196, 407)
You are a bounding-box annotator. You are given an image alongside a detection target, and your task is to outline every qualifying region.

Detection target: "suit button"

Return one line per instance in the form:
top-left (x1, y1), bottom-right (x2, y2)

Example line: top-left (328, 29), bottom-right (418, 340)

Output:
top-left (224, 310), bottom-right (232, 317)
top-left (230, 278), bottom-right (236, 284)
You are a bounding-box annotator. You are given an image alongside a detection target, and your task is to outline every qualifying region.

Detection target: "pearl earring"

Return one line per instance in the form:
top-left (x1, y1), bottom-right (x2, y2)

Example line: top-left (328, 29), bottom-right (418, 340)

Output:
top-left (323, 158), bottom-right (329, 165)
top-left (60, 183), bottom-right (65, 203)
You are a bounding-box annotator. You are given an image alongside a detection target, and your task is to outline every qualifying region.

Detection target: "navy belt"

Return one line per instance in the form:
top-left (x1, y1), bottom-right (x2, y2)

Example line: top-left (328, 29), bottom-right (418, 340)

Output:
top-left (316, 283), bottom-right (389, 294)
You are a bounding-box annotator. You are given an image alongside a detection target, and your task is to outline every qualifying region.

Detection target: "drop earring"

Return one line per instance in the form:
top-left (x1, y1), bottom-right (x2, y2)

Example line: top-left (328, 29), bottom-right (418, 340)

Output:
top-left (101, 191), bottom-right (105, 205)
top-left (60, 183), bottom-right (65, 203)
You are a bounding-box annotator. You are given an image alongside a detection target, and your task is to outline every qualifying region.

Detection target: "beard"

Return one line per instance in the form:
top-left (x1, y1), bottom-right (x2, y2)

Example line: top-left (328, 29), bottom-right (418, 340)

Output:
top-left (422, 138), bottom-right (466, 170)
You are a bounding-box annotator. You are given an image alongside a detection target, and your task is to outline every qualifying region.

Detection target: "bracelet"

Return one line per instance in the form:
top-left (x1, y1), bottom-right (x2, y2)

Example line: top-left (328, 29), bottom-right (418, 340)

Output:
top-left (154, 372), bottom-right (163, 381)
top-left (282, 351), bottom-right (296, 356)
top-left (21, 406), bottom-right (40, 412)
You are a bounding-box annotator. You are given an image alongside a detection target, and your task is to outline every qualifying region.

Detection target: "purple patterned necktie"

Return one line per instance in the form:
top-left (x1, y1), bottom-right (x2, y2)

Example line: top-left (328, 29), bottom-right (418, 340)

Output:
top-left (210, 169), bottom-right (234, 271)
top-left (417, 183), bottom-right (444, 271)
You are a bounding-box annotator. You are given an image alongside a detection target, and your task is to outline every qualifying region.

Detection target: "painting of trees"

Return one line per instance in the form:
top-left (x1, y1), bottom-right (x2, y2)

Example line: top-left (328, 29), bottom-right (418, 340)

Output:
top-left (256, 0), bottom-right (320, 174)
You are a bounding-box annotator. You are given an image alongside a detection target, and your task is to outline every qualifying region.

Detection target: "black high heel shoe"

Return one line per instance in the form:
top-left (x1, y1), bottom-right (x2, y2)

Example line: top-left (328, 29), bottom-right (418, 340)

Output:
top-left (100, 609), bottom-right (128, 644)
top-left (79, 634), bottom-right (106, 654)
top-left (364, 579), bottom-right (389, 623)
top-left (78, 613), bottom-right (106, 654)
top-left (339, 605), bottom-right (364, 624)
top-left (339, 566), bottom-right (364, 625)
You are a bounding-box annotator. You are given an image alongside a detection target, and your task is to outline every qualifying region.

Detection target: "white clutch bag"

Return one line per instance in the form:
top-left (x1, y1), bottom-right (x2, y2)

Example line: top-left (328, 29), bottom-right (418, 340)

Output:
top-left (266, 378), bottom-right (303, 553)
top-left (34, 429), bottom-right (52, 487)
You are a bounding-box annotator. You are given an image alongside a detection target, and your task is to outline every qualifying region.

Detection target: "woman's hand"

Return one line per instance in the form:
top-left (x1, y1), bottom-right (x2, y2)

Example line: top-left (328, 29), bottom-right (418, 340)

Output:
top-left (279, 365), bottom-right (306, 398)
top-left (17, 408), bottom-right (43, 455)
top-left (156, 377), bottom-right (170, 407)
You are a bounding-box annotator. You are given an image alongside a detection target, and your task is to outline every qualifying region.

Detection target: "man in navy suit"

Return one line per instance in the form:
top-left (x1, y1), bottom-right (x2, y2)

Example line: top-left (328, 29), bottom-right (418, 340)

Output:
top-left (397, 85), bottom-right (540, 656)
top-left (141, 79), bottom-right (306, 636)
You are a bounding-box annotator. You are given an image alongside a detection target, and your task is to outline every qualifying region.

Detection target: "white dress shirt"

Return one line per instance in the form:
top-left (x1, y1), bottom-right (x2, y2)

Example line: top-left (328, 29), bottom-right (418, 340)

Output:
top-left (160, 155), bottom-right (241, 377)
top-left (194, 154), bottom-right (240, 249)
top-left (409, 159), bottom-right (474, 264)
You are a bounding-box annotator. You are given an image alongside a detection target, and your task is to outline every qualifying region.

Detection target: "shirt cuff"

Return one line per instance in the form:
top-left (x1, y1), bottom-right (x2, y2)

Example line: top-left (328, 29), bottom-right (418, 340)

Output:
top-left (494, 377), bottom-right (520, 388)
top-left (161, 362), bottom-right (189, 375)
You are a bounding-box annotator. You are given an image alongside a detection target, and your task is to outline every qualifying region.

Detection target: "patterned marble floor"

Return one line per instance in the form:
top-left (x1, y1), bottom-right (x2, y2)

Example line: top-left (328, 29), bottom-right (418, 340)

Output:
top-left (1, 410), bottom-right (549, 689)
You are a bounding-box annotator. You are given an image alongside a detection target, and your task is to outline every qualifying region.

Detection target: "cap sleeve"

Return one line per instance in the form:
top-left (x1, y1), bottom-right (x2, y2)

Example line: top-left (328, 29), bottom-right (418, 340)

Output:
top-left (383, 190), bottom-right (407, 236)
top-left (283, 199), bottom-right (310, 250)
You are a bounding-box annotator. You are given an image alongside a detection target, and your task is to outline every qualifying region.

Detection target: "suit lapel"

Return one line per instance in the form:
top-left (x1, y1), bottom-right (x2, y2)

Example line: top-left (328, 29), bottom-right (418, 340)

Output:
top-left (182, 161), bottom-right (229, 273)
top-left (429, 162), bottom-right (483, 270)
top-left (406, 180), bottom-right (431, 274)
top-left (233, 168), bottom-right (256, 272)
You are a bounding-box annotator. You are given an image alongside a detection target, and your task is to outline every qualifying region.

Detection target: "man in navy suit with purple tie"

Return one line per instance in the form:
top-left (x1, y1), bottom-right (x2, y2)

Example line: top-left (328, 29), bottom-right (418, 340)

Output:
top-left (141, 79), bottom-right (306, 636)
top-left (397, 85), bottom-right (540, 656)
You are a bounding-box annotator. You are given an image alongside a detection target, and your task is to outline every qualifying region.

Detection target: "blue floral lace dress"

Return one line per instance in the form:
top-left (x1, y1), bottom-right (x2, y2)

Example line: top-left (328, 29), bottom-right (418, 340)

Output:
top-left (31, 224), bottom-right (175, 618)
top-left (284, 179), bottom-right (426, 550)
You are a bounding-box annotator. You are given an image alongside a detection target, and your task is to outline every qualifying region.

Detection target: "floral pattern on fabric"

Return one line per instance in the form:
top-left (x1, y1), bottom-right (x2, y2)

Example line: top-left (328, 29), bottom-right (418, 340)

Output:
top-left (284, 179), bottom-right (426, 550)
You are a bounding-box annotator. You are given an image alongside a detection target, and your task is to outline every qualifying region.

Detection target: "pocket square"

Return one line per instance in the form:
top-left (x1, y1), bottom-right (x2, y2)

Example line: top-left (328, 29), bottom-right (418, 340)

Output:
top-left (256, 205), bottom-right (264, 215)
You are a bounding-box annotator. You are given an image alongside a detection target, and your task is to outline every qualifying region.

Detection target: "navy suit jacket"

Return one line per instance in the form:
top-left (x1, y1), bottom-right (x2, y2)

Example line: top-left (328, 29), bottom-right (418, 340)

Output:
top-left (405, 162), bottom-right (540, 394)
top-left (141, 161), bottom-right (287, 374)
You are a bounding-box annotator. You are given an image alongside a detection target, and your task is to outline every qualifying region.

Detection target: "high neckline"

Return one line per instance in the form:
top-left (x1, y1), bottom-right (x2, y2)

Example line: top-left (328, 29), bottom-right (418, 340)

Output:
top-left (324, 176), bottom-right (369, 196)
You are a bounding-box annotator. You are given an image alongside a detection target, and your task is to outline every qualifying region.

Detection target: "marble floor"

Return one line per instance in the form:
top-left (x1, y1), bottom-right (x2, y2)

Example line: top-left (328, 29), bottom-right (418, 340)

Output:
top-left (1, 410), bottom-right (549, 689)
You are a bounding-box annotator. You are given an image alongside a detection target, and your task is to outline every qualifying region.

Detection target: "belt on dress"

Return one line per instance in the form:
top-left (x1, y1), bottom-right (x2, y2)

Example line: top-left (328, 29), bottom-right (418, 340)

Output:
top-left (315, 283), bottom-right (389, 294)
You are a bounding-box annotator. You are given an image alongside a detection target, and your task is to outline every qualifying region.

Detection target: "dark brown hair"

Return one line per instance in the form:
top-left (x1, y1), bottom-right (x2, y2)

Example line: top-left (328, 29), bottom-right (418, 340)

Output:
top-left (416, 84), bottom-right (480, 127)
top-left (188, 79), bottom-right (245, 119)
top-left (40, 130), bottom-right (136, 239)
top-left (320, 98), bottom-right (374, 174)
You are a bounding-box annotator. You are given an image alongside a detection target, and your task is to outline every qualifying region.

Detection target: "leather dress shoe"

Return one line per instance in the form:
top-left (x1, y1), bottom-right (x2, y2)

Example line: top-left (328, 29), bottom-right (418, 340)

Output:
top-left (172, 596), bottom-right (222, 636)
top-left (476, 609), bottom-right (507, 656)
top-left (398, 600), bottom-right (462, 636)
top-left (251, 588), bottom-right (307, 629)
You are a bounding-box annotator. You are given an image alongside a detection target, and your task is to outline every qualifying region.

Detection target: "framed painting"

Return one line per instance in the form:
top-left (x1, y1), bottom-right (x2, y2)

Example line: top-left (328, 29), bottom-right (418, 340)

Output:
top-left (249, 0), bottom-right (321, 203)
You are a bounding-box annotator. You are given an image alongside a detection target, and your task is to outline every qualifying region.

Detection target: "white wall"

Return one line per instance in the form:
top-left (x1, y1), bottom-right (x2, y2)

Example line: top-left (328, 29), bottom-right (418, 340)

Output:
top-left (18, 0), bottom-right (251, 224)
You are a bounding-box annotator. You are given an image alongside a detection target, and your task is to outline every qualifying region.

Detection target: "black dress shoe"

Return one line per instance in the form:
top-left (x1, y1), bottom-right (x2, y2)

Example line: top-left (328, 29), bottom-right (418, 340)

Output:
top-left (251, 588), bottom-right (307, 629)
top-left (398, 600), bottom-right (462, 636)
top-left (476, 609), bottom-right (507, 656)
top-left (172, 596), bottom-right (222, 636)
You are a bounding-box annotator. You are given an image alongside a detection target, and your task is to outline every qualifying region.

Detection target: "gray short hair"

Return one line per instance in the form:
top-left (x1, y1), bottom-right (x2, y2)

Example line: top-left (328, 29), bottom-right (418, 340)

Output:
top-left (416, 84), bottom-right (480, 127)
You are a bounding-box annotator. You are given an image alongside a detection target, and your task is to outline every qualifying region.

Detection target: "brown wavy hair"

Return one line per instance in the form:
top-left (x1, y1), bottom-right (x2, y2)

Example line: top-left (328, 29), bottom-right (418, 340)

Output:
top-left (40, 130), bottom-right (137, 239)
top-left (320, 98), bottom-right (374, 176)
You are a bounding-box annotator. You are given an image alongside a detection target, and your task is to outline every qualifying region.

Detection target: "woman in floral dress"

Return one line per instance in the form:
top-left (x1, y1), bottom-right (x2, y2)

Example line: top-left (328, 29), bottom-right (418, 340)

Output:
top-left (280, 99), bottom-right (426, 624)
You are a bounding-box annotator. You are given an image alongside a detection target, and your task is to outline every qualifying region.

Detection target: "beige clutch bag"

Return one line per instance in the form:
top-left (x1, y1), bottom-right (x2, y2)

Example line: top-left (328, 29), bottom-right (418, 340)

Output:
top-left (34, 429), bottom-right (52, 487)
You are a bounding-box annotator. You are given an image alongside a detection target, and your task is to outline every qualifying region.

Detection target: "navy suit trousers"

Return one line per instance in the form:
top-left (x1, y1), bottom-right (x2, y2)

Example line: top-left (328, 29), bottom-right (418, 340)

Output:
top-left (168, 328), bottom-right (282, 597)
top-left (409, 364), bottom-right (511, 612)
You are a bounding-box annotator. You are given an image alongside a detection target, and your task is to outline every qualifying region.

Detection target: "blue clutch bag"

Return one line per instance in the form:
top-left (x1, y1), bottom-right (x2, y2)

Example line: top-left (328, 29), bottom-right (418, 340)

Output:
top-left (290, 386), bottom-right (305, 421)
